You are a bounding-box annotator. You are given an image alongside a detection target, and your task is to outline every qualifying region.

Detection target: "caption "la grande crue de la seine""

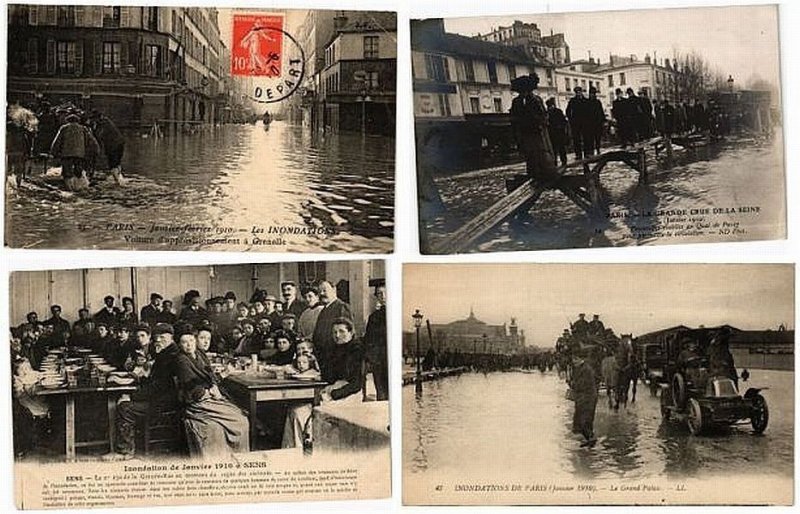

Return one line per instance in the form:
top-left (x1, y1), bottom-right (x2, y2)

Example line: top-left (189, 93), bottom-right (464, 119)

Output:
top-left (90, 223), bottom-right (337, 246)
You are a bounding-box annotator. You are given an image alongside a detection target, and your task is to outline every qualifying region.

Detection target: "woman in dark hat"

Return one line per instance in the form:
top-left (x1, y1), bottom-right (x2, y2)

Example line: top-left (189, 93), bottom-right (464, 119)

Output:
top-left (510, 73), bottom-right (559, 185)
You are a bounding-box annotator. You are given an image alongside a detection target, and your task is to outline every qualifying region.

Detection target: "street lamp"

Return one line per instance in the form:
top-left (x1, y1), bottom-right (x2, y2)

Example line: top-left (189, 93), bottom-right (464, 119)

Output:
top-left (413, 309), bottom-right (424, 393)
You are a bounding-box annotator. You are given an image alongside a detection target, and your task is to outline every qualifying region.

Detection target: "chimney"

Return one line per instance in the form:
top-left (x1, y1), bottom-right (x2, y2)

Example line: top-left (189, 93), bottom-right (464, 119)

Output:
top-left (644, 53), bottom-right (651, 64)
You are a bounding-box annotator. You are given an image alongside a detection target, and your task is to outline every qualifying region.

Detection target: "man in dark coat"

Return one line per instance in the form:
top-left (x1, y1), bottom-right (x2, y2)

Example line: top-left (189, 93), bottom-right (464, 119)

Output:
top-left (572, 313), bottom-right (590, 338)
top-left (281, 281), bottom-right (308, 318)
top-left (312, 280), bottom-right (353, 378)
top-left (43, 305), bottom-right (71, 346)
top-left (566, 86), bottom-right (593, 160)
top-left (103, 323), bottom-right (181, 460)
top-left (587, 87), bottom-right (606, 154)
top-left (363, 279), bottom-right (388, 401)
top-left (49, 113), bottom-right (100, 188)
top-left (571, 355), bottom-right (598, 447)
top-left (179, 290), bottom-right (208, 328)
top-left (158, 300), bottom-right (178, 325)
top-left (94, 295), bottom-right (121, 328)
top-left (637, 89), bottom-right (654, 139)
top-left (588, 314), bottom-right (605, 337)
top-left (140, 293), bottom-right (163, 326)
top-left (71, 308), bottom-right (96, 347)
top-left (546, 98), bottom-right (568, 166)
top-left (510, 73), bottom-right (558, 184)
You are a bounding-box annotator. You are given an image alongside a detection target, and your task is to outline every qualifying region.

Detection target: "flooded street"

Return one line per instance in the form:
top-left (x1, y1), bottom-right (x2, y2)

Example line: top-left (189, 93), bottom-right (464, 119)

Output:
top-left (6, 122), bottom-right (395, 252)
top-left (425, 134), bottom-right (784, 252)
top-left (404, 369), bottom-right (793, 482)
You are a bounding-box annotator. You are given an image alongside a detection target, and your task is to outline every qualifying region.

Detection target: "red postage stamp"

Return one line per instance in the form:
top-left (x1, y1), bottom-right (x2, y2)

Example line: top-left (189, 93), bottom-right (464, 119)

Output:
top-left (231, 14), bottom-right (284, 77)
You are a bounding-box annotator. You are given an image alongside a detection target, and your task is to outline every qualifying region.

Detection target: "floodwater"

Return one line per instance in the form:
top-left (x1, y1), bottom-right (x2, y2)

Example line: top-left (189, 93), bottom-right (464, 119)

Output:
top-left (425, 133), bottom-right (784, 252)
top-left (403, 370), bottom-right (793, 481)
top-left (6, 122), bottom-right (395, 252)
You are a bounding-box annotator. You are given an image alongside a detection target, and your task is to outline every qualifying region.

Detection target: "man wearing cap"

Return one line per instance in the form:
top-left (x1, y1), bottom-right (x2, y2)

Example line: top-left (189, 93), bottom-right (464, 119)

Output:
top-left (588, 314), bottom-right (605, 337)
top-left (510, 73), bottom-right (558, 185)
top-left (103, 323), bottom-right (181, 461)
top-left (263, 295), bottom-right (282, 328)
top-left (94, 295), bottom-right (121, 328)
top-left (72, 308), bottom-right (96, 347)
top-left (637, 89), bottom-right (654, 139)
top-left (158, 299), bottom-right (177, 325)
top-left (566, 86), bottom-right (593, 160)
top-left (545, 97), bottom-right (568, 166)
top-left (612, 89), bottom-right (633, 147)
top-left (364, 279), bottom-right (388, 401)
top-left (281, 281), bottom-right (308, 319)
top-left (625, 88), bottom-right (644, 142)
top-left (312, 280), bottom-right (353, 377)
top-left (572, 313), bottom-right (590, 338)
top-left (570, 354), bottom-right (598, 447)
top-left (140, 293), bottom-right (163, 326)
top-left (587, 87), bottom-right (606, 154)
top-left (49, 112), bottom-right (100, 190)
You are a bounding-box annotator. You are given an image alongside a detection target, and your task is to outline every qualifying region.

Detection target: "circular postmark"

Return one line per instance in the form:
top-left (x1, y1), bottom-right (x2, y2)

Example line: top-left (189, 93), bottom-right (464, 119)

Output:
top-left (231, 14), bottom-right (306, 104)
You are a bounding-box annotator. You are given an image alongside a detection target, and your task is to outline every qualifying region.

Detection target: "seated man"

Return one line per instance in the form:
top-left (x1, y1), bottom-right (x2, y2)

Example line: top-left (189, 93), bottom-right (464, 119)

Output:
top-left (103, 323), bottom-right (181, 461)
top-left (282, 317), bottom-right (364, 449)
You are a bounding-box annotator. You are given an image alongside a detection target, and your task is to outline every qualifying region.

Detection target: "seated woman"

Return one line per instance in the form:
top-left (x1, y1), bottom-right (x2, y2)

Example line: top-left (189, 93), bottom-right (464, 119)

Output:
top-left (282, 318), bottom-right (363, 449)
top-left (175, 331), bottom-right (250, 458)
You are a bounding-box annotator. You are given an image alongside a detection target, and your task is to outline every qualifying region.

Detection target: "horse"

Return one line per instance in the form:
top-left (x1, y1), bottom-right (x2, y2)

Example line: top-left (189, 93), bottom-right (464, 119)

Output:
top-left (614, 335), bottom-right (637, 408)
top-left (601, 354), bottom-right (620, 409)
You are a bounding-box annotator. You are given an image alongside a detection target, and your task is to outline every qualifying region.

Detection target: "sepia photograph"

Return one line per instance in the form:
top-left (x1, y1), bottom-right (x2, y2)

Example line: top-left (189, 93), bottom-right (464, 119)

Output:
top-left (10, 260), bottom-right (389, 508)
top-left (412, 5), bottom-right (785, 254)
top-left (403, 263), bottom-right (793, 505)
top-left (5, 6), bottom-right (396, 252)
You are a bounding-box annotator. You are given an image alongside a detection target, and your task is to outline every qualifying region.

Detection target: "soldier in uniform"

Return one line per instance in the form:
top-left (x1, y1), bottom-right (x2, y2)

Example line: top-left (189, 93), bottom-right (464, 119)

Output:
top-left (572, 313), bottom-right (590, 337)
top-left (588, 314), bottom-right (605, 337)
top-left (570, 354), bottom-right (598, 447)
top-left (510, 74), bottom-right (558, 185)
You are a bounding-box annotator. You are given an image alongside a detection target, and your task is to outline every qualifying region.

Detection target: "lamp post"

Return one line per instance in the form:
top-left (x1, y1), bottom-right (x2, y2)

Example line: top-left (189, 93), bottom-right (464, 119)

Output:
top-left (413, 309), bottom-right (424, 393)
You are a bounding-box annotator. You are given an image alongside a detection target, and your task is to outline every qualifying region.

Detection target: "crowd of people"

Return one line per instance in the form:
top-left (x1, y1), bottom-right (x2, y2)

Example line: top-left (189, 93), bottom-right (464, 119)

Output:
top-left (11, 278), bottom-right (388, 460)
top-left (510, 73), bottom-right (744, 184)
top-left (6, 99), bottom-right (125, 190)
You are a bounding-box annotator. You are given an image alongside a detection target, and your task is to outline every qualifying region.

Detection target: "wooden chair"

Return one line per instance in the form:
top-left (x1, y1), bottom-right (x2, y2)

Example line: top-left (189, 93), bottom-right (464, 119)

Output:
top-left (143, 407), bottom-right (186, 456)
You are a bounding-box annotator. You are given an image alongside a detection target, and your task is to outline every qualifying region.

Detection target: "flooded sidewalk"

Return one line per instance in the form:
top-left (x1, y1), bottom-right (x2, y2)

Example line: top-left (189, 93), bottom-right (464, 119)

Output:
top-left (6, 122), bottom-right (395, 252)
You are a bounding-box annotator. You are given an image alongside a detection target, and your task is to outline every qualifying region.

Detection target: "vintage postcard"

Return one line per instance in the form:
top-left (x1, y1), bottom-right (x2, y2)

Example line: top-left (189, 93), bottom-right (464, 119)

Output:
top-left (5, 6), bottom-right (396, 252)
top-left (10, 259), bottom-right (389, 508)
top-left (403, 263), bottom-right (793, 505)
top-left (412, 5), bottom-right (785, 253)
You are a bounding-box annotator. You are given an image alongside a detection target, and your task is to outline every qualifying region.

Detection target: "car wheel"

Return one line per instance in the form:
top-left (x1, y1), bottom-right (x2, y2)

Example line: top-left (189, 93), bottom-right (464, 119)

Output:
top-left (750, 393), bottom-right (769, 434)
top-left (672, 373), bottom-right (687, 409)
top-left (687, 398), bottom-right (705, 435)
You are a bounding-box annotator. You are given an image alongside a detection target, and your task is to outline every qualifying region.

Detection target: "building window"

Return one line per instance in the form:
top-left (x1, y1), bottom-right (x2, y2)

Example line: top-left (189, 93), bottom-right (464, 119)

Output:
top-left (363, 35), bottom-right (379, 59)
top-left (469, 97), bottom-right (480, 113)
top-left (57, 6), bottom-right (75, 27)
top-left (507, 63), bottom-right (517, 80)
top-left (27, 38), bottom-right (39, 73)
top-left (581, 79), bottom-right (587, 89)
top-left (103, 7), bottom-right (121, 28)
top-left (102, 41), bottom-right (121, 73)
top-left (56, 41), bottom-right (76, 73)
top-left (424, 54), bottom-right (450, 82)
top-left (564, 77), bottom-right (570, 91)
top-left (146, 7), bottom-right (158, 31)
top-left (464, 59), bottom-right (475, 82)
top-left (619, 72), bottom-right (626, 85)
top-left (608, 74), bottom-right (613, 87)
top-left (365, 71), bottom-right (379, 89)
top-left (437, 94), bottom-right (451, 117)
top-left (493, 97), bottom-right (503, 113)
top-left (487, 60), bottom-right (498, 84)
top-left (144, 44), bottom-right (161, 76)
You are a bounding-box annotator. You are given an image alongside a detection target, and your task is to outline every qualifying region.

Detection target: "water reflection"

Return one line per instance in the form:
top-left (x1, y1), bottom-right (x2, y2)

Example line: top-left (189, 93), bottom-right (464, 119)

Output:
top-left (404, 370), bottom-right (793, 480)
top-left (7, 122), bottom-right (394, 252)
